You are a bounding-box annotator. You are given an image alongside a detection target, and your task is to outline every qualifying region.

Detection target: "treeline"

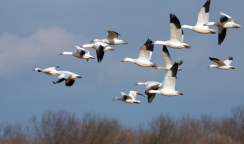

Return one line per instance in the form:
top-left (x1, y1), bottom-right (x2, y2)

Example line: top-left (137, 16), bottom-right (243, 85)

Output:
top-left (0, 105), bottom-right (244, 144)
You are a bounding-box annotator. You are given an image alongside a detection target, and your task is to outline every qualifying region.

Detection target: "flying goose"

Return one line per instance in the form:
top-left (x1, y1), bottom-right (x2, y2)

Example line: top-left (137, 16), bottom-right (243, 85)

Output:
top-left (113, 91), bottom-right (145, 104)
top-left (81, 42), bottom-right (114, 63)
top-left (148, 62), bottom-right (183, 96)
top-left (204, 12), bottom-right (241, 45)
top-left (135, 81), bottom-right (163, 103)
top-left (152, 14), bottom-right (191, 49)
top-left (91, 30), bottom-right (128, 45)
top-left (33, 66), bottom-right (60, 75)
top-left (121, 39), bottom-right (157, 67)
top-left (181, 0), bottom-right (216, 34)
top-left (155, 46), bottom-right (183, 71)
top-left (60, 46), bottom-right (95, 62)
top-left (53, 71), bottom-right (82, 87)
top-left (208, 56), bottom-right (235, 70)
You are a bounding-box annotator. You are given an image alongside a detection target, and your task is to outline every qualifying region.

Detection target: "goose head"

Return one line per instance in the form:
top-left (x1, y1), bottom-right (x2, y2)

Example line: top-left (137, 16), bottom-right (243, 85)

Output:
top-left (135, 82), bottom-right (147, 86)
top-left (121, 41), bottom-right (128, 44)
top-left (33, 68), bottom-right (42, 72)
top-left (71, 74), bottom-right (82, 79)
top-left (121, 58), bottom-right (135, 62)
top-left (234, 23), bottom-right (241, 28)
top-left (91, 39), bottom-right (102, 43)
top-left (208, 64), bottom-right (217, 68)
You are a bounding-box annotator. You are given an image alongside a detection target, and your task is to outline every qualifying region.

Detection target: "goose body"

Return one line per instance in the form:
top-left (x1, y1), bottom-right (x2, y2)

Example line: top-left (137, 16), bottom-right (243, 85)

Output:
top-left (155, 46), bottom-right (183, 71)
top-left (181, 0), bottom-right (216, 34)
top-left (53, 71), bottom-right (82, 87)
top-left (33, 66), bottom-right (60, 75)
top-left (148, 62), bottom-right (183, 96)
top-left (122, 39), bottom-right (157, 67)
top-left (60, 46), bottom-right (95, 62)
top-left (91, 30), bottom-right (128, 45)
top-left (153, 14), bottom-right (191, 49)
top-left (113, 91), bottom-right (145, 104)
top-left (81, 42), bottom-right (114, 63)
top-left (208, 56), bottom-right (235, 70)
top-left (136, 81), bottom-right (163, 103)
top-left (204, 12), bottom-right (241, 45)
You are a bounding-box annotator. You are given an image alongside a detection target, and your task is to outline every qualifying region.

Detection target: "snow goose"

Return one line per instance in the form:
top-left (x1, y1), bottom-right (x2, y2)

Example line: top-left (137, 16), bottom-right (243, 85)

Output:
top-left (181, 0), bottom-right (216, 34)
top-left (208, 56), bottom-right (235, 70)
top-left (152, 14), bottom-right (191, 49)
top-left (60, 46), bottom-right (95, 62)
top-left (113, 91), bottom-right (145, 104)
top-left (33, 66), bottom-right (60, 75)
top-left (155, 46), bottom-right (183, 71)
top-left (204, 12), bottom-right (241, 45)
top-left (148, 62), bottom-right (183, 96)
top-left (53, 71), bottom-right (82, 87)
top-left (81, 42), bottom-right (114, 63)
top-left (136, 81), bottom-right (163, 103)
top-left (91, 30), bottom-right (128, 45)
top-left (121, 39), bottom-right (157, 67)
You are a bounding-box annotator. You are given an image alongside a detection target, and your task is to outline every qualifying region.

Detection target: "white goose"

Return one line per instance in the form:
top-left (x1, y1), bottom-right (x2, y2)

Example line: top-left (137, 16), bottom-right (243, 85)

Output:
top-left (81, 42), bottom-right (114, 63)
top-left (33, 66), bottom-right (60, 75)
top-left (208, 56), bottom-right (235, 70)
top-left (181, 0), bottom-right (216, 34)
top-left (204, 12), bottom-right (241, 45)
top-left (113, 91), bottom-right (145, 104)
top-left (155, 45), bottom-right (183, 71)
top-left (148, 62), bottom-right (183, 96)
top-left (53, 71), bottom-right (82, 87)
top-left (153, 14), bottom-right (191, 49)
top-left (121, 39), bottom-right (157, 67)
top-left (60, 46), bottom-right (95, 62)
top-left (91, 30), bottom-right (128, 45)
top-left (136, 81), bottom-right (163, 103)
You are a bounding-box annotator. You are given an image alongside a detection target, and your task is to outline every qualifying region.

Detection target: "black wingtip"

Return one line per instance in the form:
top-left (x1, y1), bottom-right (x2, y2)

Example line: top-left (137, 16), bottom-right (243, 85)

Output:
top-left (209, 57), bottom-right (219, 61)
top-left (203, 0), bottom-right (211, 13)
top-left (170, 13), bottom-right (181, 29)
top-left (228, 56), bottom-right (233, 60)
top-left (56, 66), bottom-right (59, 68)
top-left (178, 60), bottom-right (183, 65)
top-left (162, 45), bottom-right (170, 56)
top-left (170, 62), bottom-right (179, 77)
top-left (146, 38), bottom-right (153, 44)
top-left (53, 81), bottom-right (56, 84)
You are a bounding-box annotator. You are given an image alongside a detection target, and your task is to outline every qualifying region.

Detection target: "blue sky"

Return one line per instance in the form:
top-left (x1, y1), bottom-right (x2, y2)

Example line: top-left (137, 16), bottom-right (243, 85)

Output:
top-left (0, 0), bottom-right (243, 126)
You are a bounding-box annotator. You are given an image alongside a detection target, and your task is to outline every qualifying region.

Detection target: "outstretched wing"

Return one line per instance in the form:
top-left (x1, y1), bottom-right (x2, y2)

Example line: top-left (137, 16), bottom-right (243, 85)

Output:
top-left (196, 0), bottom-right (210, 26)
top-left (145, 83), bottom-right (161, 103)
top-left (138, 39), bottom-right (154, 61)
top-left (95, 45), bottom-right (105, 63)
top-left (107, 30), bottom-right (121, 39)
top-left (170, 14), bottom-right (183, 43)
top-left (53, 72), bottom-right (72, 84)
top-left (209, 57), bottom-right (226, 66)
top-left (162, 62), bottom-right (178, 91)
top-left (162, 46), bottom-right (173, 67)
top-left (223, 56), bottom-right (233, 65)
top-left (218, 27), bottom-right (227, 45)
top-left (220, 12), bottom-right (233, 23)
top-left (65, 79), bottom-right (75, 87)
top-left (76, 47), bottom-right (87, 57)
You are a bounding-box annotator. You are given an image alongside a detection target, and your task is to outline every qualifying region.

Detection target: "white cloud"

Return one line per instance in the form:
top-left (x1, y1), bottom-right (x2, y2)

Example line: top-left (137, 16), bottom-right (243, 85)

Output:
top-left (0, 27), bottom-right (89, 77)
